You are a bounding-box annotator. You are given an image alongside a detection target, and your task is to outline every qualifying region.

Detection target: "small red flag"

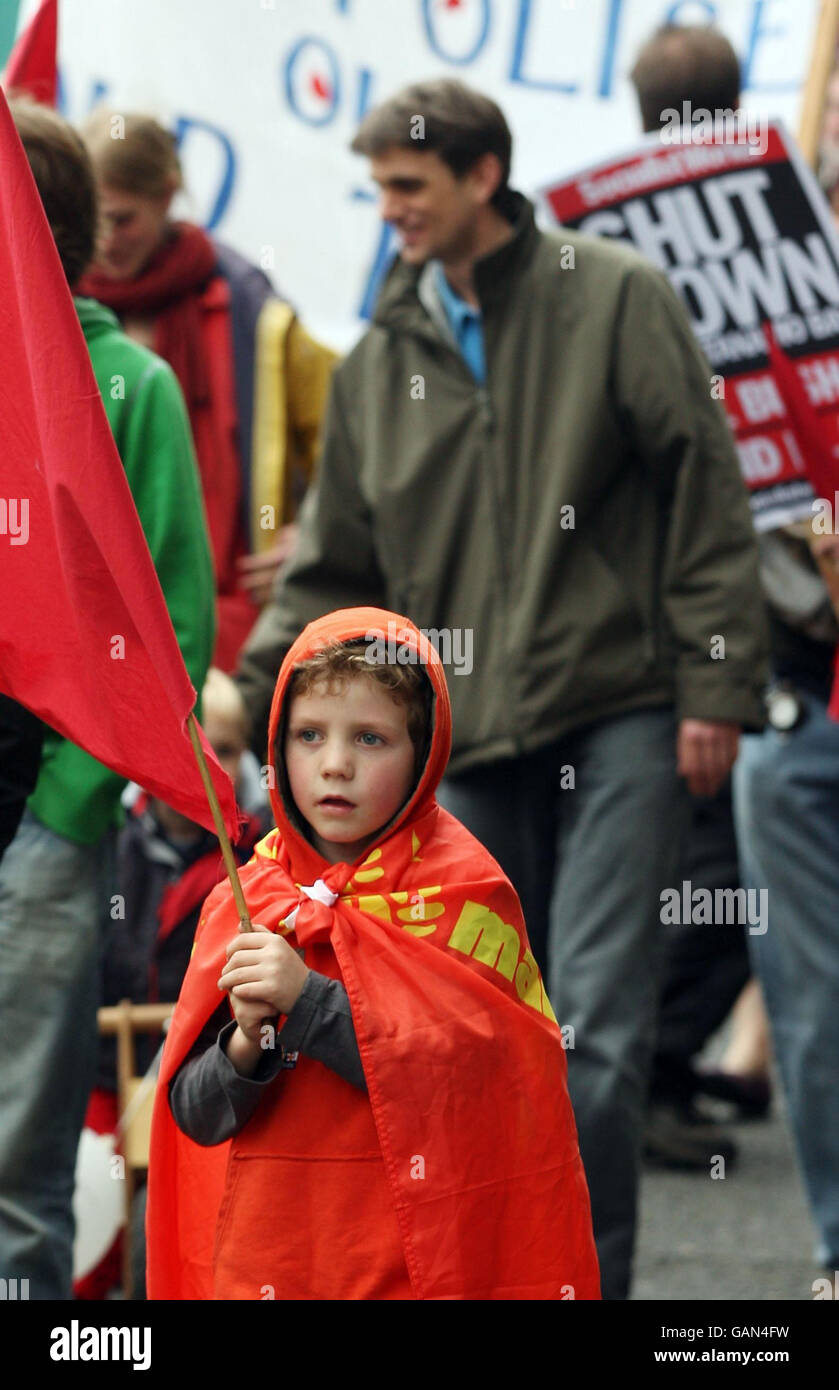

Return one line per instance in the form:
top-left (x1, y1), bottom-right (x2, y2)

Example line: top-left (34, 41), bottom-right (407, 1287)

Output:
top-left (3, 0), bottom-right (57, 106)
top-left (0, 88), bottom-right (239, 838)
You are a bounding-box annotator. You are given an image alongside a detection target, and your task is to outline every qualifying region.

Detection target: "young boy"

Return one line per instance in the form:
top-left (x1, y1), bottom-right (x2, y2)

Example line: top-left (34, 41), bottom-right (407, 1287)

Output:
top-left (147, 608), bottom-right (600, 1300)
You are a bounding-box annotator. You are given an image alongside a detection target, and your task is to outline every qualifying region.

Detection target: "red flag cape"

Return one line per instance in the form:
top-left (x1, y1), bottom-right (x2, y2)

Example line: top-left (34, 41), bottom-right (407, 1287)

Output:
top-left (765, 324), bottom-right (839, 721)
top-left (3, 0), bottom-right (57, 105)
top-left (0, 89), bottom-right (238, 839)
top-left (146, 607), bottom-right (600, 1300)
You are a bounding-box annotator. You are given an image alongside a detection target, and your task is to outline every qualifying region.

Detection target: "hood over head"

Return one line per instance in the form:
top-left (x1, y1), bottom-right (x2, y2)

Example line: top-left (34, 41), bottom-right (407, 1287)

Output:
top-left (266, 608), bottom-right (452, 875)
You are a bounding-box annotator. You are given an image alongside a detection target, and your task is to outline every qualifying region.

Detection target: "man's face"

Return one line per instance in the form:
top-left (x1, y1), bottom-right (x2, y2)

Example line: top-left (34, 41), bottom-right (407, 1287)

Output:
top-left (94, 185), bottom-right (171, 280)
top-left (369, 145), bottom-right (487, 266)
top-left (284, 675), bottom-right (416, 864)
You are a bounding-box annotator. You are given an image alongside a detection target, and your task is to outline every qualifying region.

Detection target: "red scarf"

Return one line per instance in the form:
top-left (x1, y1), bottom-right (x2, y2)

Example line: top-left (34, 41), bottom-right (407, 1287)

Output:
top-left (78, 222), bottom-right (217, 403)
top-left (146, 609), bottom-right (600, 1300)
top-left (78, 224), bottom-right (256, 669)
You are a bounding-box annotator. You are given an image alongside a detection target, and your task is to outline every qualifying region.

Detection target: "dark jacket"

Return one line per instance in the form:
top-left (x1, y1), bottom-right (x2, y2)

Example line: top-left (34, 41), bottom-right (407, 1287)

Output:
top-left (97, 798), bottom-right (267, 1087)
top-left (0, 697), bottom-right (43, 862)
top-left (238, 195), bottom-right (768, 771)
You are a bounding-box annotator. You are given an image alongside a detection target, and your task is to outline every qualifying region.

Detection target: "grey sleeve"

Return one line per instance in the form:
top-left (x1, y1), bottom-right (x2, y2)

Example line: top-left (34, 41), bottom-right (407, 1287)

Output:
top-left (169, 970), bottom-right (366, 1147)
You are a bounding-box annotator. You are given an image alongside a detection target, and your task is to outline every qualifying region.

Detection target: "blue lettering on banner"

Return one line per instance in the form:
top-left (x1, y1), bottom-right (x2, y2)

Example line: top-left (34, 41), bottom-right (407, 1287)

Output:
top-left (84, 77), bottom-right (109, 111)
top-left (55, 65), bottom-right (68, 115)
top-left (356, 66), bottom-right (376, 122)
top-left (284, 35), bottom-right (341, 126)
top-left (352, 187), bottom-right (398, 320)
top-left (665, 0), bottom-right (717, 26)
top-left (510, 0), bottom-right (577, 94)
top-left (597, 0), bottom-right (626, 98)
top-left (173, 116), bottom-right (236, 230)
top-left (422, 0), bottom-right (491, 66)
top-left (742, 0), bottom-right (799, 93)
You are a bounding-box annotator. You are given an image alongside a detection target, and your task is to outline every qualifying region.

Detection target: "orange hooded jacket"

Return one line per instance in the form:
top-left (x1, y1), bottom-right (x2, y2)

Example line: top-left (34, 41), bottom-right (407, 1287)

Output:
top-left (146, 608), bottom-right (600, 1300)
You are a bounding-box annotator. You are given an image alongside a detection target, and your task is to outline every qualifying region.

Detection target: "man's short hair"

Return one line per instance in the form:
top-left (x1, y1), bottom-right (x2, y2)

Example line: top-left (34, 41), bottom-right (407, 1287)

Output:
top-left (629, 24), bottom-right (741, 134)
top-left (351, 78), bottom-right (513, 211)
top-left (9, 98), bottom-right (97, 285)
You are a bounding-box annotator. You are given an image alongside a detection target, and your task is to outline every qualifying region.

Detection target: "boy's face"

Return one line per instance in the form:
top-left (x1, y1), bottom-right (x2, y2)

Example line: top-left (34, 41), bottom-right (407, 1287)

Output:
top-left (284, 675), bottom-right (417, 864)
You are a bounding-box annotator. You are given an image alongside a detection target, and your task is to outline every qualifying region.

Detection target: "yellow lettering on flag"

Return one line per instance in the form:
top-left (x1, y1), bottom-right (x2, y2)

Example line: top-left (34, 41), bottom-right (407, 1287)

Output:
top-left (447, 901), bottom-right (520, 981)
top-left (353, 848), bottom-right (385, 883)
top-left (393, 886), bottom-right (443, 935)
top-left (448, 902), bottom-right (557, 1021)
top-left (357, 895), bottom-right (392, 922)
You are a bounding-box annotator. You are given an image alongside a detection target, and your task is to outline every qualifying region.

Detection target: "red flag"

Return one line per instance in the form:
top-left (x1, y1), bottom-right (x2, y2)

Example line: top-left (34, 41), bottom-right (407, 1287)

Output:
top-left (0, 88), bottom-right (239, 839)
top-left (3, 0), bottom-right (57, 106)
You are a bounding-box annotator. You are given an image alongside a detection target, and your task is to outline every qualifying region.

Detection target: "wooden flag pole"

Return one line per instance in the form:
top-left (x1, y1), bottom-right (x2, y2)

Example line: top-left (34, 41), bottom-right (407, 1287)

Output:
top-left (798, 0), bottom-right (839, 167)
top-left (187, 712), bottom-right (252, 932)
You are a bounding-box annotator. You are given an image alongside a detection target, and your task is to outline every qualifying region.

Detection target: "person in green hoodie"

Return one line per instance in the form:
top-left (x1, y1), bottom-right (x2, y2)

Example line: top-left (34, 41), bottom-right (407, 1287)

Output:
top-left (236, 79), bottom-right (768, 1300)
top-left (0, 100), bottom-right (215, 1299)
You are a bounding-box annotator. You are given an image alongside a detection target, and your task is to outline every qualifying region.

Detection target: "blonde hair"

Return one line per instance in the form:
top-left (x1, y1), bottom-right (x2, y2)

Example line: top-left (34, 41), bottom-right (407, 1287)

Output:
top-left (80, 108), bottom-right (182, 198)
top-left (202, 667), bottom-right (250, 744)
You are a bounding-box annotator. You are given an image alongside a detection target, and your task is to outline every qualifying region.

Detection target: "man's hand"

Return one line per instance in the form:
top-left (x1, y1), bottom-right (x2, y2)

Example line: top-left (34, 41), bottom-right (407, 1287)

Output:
top-left (236, 526), bottom-right (299, 605)
top-left (218, 922), bottom-right (309, 1020)
top-left (677, 719), bottom-right (740, 799)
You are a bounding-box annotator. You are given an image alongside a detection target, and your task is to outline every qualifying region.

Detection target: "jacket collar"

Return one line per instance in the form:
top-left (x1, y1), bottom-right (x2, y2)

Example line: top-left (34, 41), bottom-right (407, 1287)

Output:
top-left (373, 191), bottom-right (540, 336)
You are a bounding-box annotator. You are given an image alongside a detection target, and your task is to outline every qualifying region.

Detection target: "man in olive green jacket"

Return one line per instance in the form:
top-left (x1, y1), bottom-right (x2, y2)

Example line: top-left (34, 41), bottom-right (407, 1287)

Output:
top-left (237, 80), bottom-right (767, 1299)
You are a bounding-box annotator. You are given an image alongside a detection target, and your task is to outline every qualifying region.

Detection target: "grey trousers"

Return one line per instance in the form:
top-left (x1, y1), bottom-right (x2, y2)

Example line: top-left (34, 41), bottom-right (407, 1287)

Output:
top-left (439, 706), bottom-right (689, 1300)
top-left (0, 813), bottom-right (113, 1299)
top-left (733, 694), bottom-right (839, 1267)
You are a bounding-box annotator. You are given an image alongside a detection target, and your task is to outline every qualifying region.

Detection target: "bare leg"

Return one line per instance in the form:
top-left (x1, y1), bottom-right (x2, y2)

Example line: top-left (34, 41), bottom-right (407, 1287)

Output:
top-left (719, 978), bottom-right (772, 1078)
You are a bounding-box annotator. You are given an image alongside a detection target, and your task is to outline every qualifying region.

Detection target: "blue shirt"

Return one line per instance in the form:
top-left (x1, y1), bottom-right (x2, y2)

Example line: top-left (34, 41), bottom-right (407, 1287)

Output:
top-left (433, 263), bottom-right (486, 384)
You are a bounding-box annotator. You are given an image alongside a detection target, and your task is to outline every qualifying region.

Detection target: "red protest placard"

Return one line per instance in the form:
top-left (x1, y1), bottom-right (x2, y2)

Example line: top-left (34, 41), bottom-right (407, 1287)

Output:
top-left (540, 122), bottom-right (839, 531)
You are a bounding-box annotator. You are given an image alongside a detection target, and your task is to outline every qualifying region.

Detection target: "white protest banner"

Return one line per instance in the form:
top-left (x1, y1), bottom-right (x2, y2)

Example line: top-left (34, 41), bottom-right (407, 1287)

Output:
top-left (35, 0), bottom-right (820, 349)
top-left (540, 122), bottom-right (839, 530)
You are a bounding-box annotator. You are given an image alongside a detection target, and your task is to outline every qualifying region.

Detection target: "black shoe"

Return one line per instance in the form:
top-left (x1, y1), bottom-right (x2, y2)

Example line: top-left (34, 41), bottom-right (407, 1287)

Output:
top-left (644, 1101), bottom-right (738, 1171)
top-left (692, 1068), bottom-right (771, 1120)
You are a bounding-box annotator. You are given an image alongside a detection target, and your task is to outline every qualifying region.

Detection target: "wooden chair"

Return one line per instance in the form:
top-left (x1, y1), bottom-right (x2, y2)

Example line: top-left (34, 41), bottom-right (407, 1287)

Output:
top-left (97, 1000), bottom-right (175, 1298)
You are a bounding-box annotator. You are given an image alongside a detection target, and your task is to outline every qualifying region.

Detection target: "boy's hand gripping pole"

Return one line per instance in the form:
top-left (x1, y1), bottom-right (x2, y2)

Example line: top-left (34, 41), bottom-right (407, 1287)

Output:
top-left (187, 712), bottom-right (252, 933)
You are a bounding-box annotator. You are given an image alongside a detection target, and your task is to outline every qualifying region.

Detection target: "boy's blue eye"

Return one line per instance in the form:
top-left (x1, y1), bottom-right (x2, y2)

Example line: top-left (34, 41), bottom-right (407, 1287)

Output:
top-left (359, 732), bottom-right (382, 746)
